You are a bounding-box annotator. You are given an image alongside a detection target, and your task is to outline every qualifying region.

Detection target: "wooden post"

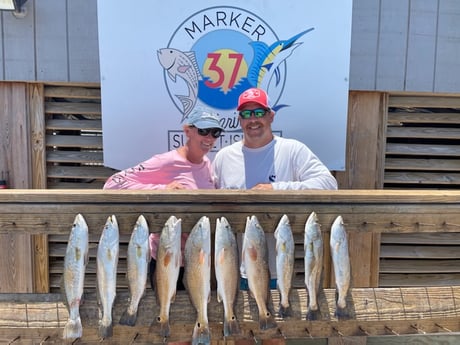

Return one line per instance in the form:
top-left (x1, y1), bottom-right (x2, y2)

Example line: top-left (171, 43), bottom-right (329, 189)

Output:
top-left (0, 82), bottom-right (35, 292)
top-left (334, 91), bottom-right (388, 288)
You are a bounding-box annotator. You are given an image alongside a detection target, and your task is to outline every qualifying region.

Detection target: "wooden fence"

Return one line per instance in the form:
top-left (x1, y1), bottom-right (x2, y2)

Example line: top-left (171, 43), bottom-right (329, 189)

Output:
top-left (1, 83), bottom-right (460, 293)
top-left (0, 190), bottom-right (459, 343)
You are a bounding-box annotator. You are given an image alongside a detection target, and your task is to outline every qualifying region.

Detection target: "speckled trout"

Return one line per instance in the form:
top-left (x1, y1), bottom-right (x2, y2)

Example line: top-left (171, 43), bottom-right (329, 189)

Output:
top-left (96, 215), bottom-right (119, 339)
top-left (184, 216), bottom-right (211, 345)
top-left (215, 217), bottom-right (240, 336)
top-left (330, 215), bottom-right (351, 319)
top-left (304, 211), bottom-right (323, 320)
top-left (119, 215), bottom-right (150, 327)
top-left (155, 215), bottom-right (182, 337)
top-left (62, 214), bottom-right (89, 340)
top-left (274, 214), bottom-right (294, 318)
top-left (242, 215), bottom-right (277, 330)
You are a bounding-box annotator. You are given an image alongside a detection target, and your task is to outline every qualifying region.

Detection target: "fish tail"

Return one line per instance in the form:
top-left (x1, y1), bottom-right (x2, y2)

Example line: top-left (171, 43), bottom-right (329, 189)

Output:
top-left (63, 317), bottom-right (83, 339)
top-left (158, 318), bottom-right (171, 337)
top-left (98, 321), bottom-right (113, 339)
top-left (278, 302), bottom-right (292, 318)
top-left (259, 311), bottom-right (277, 330)
top-left (119, 309), bottom-right (137, 327)
top-left (177, 94), bottom-right (194, 120)
top-left (192, 321), bottom-right (210, 345)
top-left (223, 316), bottom-right (240, 336)
top-left (306, 308), bottom-right (320, 321)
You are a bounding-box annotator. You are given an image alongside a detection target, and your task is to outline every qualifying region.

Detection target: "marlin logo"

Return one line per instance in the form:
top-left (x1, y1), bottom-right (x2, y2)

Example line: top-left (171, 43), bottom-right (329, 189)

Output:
top-left (247, 28), bottom-right (314, 91)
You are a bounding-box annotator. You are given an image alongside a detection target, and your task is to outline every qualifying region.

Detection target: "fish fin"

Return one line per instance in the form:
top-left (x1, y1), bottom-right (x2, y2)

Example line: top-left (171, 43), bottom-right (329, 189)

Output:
top-left (259, 311), bottom-right (277, 330)
top-left (63, 316), bottom-right (83, 339)
top-left (98, 323), bottom-right (113, 339)
top-left (334, 306), bottom-right (350, 320)
top-left (218, 248), bottom-right (225, 265)
top-left (279, 303), bottom-right (292, 318)
top-left (167, 71), bottom-right (176, 82)
top-left (176, 94), bottom-right (194, 118)
top-left (199, 248), bottom-right (206, 265)
top-left (119, 310), bottom-right (137, 327)
top-left (158, 318), bottom-right (171, 337)
top-left (184, 51), bottom-right (203, 80)
top-left (223, 315), bottom-right (240, 336)
top-left (163, 251), bottom-right (172, 266)
top-left (60, 276), bottom-right (69, 311)
top-left (192, 322), bottom-right (210, 345)
top-left (177, 64), bottom-right (191, 74)
top-left (224, 315), bottom-right (241, 337)
top-left (306, 308), bottom-right (320, 321)
top-left (248, 246), bottom-right (258, 261)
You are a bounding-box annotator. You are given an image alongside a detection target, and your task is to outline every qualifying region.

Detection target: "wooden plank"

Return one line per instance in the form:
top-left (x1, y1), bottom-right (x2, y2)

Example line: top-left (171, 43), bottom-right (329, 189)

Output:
top-left (341, 91), bottom-right (387, 189)
top-left (46, 119), bottom-right (102, 131)
top-left (389, 96), bottom-right (460, 108)
top-left (0, 288), bottom-right (457, 342)
top-left (387, 112), bottom-right (460, 125)
top-left (0, 83), bottom-right (35, 293)
top-left (386, 127), bottom-right (460, 140)
top-left (385, 158), bottom-right (460, 171)
top-left (46, 150), bottom-right (105, 164)
top-left (45, 86), bottom-right (101, 99)
top-left (29, 84), bottom-right (49, 293)
top-left (35, 0), bottom-right (68, 82)
top-left (45, 101), bottom-right (101, 115)
top-left (45, 134), bottom-right (102, 148)
top-left (405, 0), bottom-right (438, 91)
top-left (386, 143), bottom-right (460, 156)
top-left (47, 165), bottom-right (114, 179)
top-left (379, 259), bottom-right (460, 274)
top-left (381, 232), bottom-right (460, 245)
top-left (380, 273), bottom-right (460, 287)
top-left (29, 84), bottom-right (47, 189)
top-left (384, 172), bottom-right (460, 185)
top-left (46, 181), bottom-right (106, 189)
top-left (380, 245), bottom-right (460, 259)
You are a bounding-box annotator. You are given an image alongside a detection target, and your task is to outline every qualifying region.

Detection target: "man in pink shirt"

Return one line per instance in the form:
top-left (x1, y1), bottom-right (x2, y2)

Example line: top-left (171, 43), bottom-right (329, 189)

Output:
top-left (103, 108), bottom-right (223, 290)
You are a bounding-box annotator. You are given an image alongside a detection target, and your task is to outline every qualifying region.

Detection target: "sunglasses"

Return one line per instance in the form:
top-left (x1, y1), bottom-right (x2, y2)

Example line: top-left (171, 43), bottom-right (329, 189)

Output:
top-left (239, 108), bottom-right (269, 119)
top-left (190, 126), bottom-right (223, 138)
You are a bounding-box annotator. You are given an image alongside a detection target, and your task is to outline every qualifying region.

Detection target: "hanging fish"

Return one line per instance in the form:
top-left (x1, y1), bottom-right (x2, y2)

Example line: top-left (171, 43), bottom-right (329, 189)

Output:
top-left (274, 214), bottom-right (294, 317)
top-left (330, 215), bottom-right (351, 319)
top-left (96, 215), bottom-right (119, 339)
top-left (304, 211), bottom-right (323, 320)
top-left (119, 215), bottom-right (150, 326)
top-left (62, 214), bottom-right (89, 340)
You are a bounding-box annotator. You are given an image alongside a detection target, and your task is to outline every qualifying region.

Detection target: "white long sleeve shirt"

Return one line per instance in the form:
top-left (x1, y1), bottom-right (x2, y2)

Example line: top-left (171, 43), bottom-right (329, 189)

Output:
top-left (212, 136), bottom-right (338, 190)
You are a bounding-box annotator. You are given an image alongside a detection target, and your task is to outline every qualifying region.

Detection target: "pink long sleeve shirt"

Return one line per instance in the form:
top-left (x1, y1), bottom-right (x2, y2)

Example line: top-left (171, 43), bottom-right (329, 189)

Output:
top-left (103, 149), bottom-right (215, 190)
top-left (103, 149), bottom-right (215, 262)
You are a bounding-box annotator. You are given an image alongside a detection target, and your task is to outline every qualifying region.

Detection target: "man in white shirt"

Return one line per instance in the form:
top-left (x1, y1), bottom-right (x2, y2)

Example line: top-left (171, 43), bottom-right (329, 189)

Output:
top-left (212, 87), bottom-right (338, 288)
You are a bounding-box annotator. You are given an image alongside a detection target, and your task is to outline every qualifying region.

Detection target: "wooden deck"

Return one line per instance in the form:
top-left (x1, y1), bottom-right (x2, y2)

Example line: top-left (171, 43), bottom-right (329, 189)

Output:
top-left (0, 287), bottom-right (459, 344)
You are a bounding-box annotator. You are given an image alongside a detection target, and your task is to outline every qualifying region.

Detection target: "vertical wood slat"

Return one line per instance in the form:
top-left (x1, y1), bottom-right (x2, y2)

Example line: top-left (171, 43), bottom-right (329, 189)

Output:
top-left (29, 83), bottom-right (49, 293)
top-left (335, 91), bottom-right (387, 288)
top-left (0, 82), bottom-right (34, 293)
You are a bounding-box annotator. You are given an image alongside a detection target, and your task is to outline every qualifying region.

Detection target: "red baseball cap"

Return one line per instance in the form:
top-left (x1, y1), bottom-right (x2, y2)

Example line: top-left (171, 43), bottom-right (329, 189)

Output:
top-left (237, 88), bottom-right (271, 111)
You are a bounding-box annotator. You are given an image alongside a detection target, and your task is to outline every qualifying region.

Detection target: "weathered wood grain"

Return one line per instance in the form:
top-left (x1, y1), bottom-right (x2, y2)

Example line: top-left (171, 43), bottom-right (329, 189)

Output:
top-left (0, 287), bottom-right (457, 343)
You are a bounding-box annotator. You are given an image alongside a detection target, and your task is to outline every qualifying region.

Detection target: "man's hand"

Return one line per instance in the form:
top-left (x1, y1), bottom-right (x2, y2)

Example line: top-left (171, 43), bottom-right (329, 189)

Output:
top-left (165, 181), bottom-right (186, 189)
top-left (251, 183), bottom-right (273, 190)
